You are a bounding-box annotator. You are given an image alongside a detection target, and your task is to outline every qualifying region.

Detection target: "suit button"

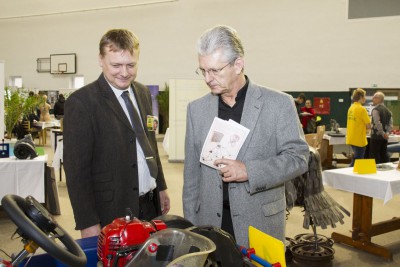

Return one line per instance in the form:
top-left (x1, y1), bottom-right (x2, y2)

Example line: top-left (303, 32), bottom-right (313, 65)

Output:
top-left (132, 187), bottom-right (138, 192)
top-left (217, 213), bottom-right (221, 217)
top-left (132, 163), bottom-right (137, 168)
top-left (130, 138), bottom-right (134, 143)
top-left (219, 185), bottom-right (222, 189)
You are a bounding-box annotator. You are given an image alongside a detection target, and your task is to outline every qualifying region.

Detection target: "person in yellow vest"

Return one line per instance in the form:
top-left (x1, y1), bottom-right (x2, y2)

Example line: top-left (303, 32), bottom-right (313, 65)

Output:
top-left (346, 88), bottom-right (371, 167)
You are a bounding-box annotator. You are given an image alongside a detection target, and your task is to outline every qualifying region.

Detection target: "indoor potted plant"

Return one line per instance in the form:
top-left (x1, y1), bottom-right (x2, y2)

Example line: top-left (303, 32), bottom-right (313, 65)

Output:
top-left (4, 86), bottom-right (41, 139)
top-left (156, 83), bottom-right (169, 134)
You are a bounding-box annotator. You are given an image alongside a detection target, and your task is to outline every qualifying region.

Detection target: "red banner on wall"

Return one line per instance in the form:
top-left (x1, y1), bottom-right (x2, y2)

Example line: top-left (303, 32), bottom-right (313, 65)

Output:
top-left (313, 97), bottom-right (330, 114)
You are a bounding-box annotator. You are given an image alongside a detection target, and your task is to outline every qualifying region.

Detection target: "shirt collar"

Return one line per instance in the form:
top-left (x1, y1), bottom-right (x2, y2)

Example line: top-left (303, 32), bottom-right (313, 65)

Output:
top-left (236, 76), bottom-right (249, 102)
top-left (108, 83), bottom-right (132, 99)
top-left (219, 75), bottom-right (249, 104)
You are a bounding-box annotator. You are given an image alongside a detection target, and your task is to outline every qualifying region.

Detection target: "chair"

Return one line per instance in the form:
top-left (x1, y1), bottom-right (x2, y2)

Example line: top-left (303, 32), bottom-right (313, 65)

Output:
top-left (305, 125), bottom-right (327, 165)
top-left (21, 120), bottom-right (43, 145)
top-left (305, 133), bottom-right (318, 148)
top-left (304, 126), bottom-right (325, 148)
top-left (315, 125), bottom-right (325, 149)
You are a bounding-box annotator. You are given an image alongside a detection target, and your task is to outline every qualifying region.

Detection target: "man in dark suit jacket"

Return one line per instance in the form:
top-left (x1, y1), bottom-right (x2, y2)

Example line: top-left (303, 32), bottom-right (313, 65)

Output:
top-left (64, 29), bottom-right (170, 238)
top-left (370, 92), bottom-right (392, 163)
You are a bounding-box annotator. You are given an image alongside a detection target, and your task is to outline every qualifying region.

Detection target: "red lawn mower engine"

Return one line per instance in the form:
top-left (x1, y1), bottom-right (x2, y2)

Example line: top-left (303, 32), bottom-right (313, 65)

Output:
top-left (97, 214), bottom-right (167, 267)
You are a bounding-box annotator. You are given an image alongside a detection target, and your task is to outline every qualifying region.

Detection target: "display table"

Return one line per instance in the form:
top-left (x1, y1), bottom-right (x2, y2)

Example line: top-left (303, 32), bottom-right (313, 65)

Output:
top-left (322, 132), bottom-right (400, 168)
top-left (0, 155), bottom-right (48, 203)
top-left (324, 133), bottom-right (400, 146)
top-left (52, 139), bottom-right (64, 181)
top-left (323, 166), bottom-right (400, 260)
top-left (50, 129), bottom-right (63, 152)
top-left (33, 121), bottom-right (61, 145)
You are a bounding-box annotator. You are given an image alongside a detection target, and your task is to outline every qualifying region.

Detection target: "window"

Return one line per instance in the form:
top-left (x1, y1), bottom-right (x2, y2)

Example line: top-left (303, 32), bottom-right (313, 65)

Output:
top-left (9, 76), bottom-right (22, 88)
top-left (70, 75), bottom-right (84, 89)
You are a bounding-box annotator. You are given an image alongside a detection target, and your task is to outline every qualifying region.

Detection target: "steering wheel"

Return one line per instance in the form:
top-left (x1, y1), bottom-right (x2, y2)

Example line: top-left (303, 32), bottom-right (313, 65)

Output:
top-left (1, 194), bottom-right (87, 267)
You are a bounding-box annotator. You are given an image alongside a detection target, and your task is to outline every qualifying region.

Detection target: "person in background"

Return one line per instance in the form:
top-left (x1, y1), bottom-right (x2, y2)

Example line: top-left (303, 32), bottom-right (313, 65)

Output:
top-left (27, 91), bottom-right (40, 125)
top-left (370, 92), bottom-right (392, 163)
top-left (53, 94), bottom-right (65, 119)
top-left (301, 99), bottom-right (316, 134)
top-left (64, 29), bottom-right (170, 238)
top-left (183, 25), bottom-right (309, 247)
top-left (346, 88), bottom-right (371, 167)
top-left (294, 93), bottom-right (306, 120)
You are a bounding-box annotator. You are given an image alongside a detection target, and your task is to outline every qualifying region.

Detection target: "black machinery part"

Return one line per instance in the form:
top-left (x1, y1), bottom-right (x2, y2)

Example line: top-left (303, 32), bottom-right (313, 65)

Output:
top-left (1, 194), bottom-right (87, 267)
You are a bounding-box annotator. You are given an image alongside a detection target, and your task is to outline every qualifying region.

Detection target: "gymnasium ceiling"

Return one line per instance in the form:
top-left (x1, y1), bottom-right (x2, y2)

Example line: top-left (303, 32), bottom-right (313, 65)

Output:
top-left (0, 0), bottom-right (176, 20)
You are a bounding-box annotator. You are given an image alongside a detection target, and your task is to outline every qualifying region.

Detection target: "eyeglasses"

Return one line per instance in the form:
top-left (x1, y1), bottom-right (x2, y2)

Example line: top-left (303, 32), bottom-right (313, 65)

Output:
top-left (195, 60), bottom-right (234, 77)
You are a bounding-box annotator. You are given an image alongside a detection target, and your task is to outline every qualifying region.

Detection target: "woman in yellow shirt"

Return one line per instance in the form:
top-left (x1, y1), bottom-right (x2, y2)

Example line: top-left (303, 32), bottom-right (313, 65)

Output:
top-left (346, 88), bottom-right (371, 167)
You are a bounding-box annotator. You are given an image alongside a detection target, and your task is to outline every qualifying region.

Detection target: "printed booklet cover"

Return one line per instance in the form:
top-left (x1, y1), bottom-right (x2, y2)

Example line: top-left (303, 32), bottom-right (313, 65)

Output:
top-left (200, 117), bottom-right (250, 169)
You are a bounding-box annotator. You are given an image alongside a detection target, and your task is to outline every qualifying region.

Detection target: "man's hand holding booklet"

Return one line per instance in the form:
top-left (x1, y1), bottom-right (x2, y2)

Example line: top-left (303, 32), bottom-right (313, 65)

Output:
top-left (200, 117), bottom-right (250, 169)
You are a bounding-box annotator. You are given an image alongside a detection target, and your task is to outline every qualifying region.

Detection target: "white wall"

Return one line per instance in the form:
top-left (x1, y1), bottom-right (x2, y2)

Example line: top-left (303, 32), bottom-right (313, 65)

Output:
top-left (0, 0), bottom-right (399, 92)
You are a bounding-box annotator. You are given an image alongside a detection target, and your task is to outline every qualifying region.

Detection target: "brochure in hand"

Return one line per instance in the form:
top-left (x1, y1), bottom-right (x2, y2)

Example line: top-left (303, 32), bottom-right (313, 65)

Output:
top-left (200, 117), bottom-right (250, 169)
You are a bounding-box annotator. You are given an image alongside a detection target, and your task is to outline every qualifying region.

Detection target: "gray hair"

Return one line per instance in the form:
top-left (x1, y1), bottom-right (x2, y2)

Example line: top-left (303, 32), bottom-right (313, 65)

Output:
top-left (197, 25), bottom-right (244, 62)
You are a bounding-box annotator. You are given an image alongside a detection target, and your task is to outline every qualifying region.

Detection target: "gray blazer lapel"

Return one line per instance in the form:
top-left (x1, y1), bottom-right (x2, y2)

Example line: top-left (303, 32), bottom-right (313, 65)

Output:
top-left (201, 94), bottom-right (219, 143)
top-left (237, 84), bottom-right (263, 160)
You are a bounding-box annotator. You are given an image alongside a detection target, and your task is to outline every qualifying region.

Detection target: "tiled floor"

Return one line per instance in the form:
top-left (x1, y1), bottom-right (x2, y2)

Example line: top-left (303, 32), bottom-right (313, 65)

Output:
top-left (1, 139), bottom-right (400, 266)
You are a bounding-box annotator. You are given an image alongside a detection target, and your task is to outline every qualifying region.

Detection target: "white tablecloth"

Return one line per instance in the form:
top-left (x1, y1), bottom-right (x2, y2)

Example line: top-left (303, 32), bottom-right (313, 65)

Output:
top-left (52, 140), bottom-right (63, 170)
top-left (323, 166), bottom-right (400, 204)
top-left (323, 134), bottom-right (346, 145)
top-left (33, 120), bottom-right (60, 129)
top-left (0, 155), bottom-right (48, 203)
top-left (50, 129), bottom-right (63, 152)
top-left (323, 133), bottom-right (400, 146)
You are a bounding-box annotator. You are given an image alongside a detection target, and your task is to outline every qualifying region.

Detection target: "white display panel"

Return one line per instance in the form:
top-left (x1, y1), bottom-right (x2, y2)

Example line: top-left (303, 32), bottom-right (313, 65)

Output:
top-left (50, 53), bottom-right (76, 74)
top-left (168, 79), bottom-right (209, 162)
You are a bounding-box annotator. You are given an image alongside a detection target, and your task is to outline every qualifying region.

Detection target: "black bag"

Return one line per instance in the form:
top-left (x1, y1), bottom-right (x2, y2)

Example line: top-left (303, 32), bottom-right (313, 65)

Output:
top-left (13, 134), bottom-right (38, 159)
top-left (45, 166), bottom-right (61, 215)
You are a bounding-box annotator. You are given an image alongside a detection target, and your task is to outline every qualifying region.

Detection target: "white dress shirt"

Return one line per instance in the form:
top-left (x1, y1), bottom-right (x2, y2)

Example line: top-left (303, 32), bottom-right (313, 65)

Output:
top-left (109, 84), bottom-right (156, 196)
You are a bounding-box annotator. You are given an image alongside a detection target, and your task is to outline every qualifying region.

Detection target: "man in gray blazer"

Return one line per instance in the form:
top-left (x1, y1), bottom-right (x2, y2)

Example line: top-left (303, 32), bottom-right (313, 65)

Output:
top-left (183, 25), bottom-right (309, 247)
top-left (64, 29), bottom-right (170, 238)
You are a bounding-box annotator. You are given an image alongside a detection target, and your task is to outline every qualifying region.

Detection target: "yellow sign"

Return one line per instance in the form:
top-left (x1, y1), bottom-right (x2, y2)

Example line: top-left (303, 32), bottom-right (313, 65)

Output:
top-left (248, 226), bottom-right (286, 267)
top-left (353, 159), bottom-right (377, 174)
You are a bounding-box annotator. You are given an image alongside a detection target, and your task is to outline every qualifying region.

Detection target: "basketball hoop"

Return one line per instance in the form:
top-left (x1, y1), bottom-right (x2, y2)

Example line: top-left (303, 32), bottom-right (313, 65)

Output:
top-left (52, 71), bottom-right (65, 77)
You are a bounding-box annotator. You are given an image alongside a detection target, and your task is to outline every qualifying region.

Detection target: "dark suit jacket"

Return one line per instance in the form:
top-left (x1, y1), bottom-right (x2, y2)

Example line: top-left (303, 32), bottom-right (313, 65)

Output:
top-left (64, 74), bottom-right (167, 230)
